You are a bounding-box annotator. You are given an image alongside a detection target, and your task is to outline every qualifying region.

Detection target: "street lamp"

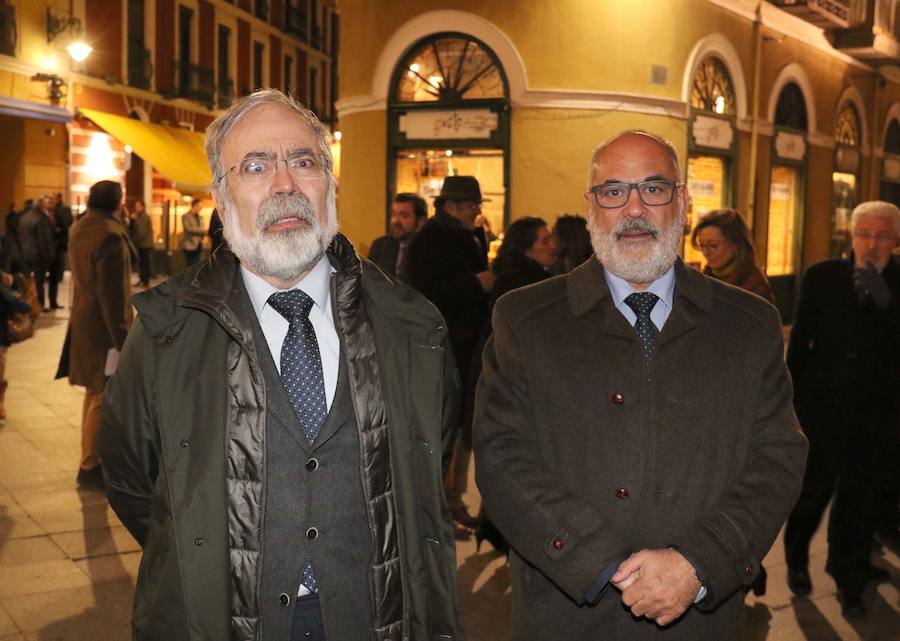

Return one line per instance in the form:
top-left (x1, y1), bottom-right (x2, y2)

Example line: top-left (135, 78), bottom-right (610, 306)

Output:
top-left (46, 8), bottom-right (92, 63)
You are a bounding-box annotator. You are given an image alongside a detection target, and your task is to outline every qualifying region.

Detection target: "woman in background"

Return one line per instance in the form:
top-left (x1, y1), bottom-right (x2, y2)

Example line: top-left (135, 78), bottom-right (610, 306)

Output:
top-left (549, 214), bottom-right (592, 276)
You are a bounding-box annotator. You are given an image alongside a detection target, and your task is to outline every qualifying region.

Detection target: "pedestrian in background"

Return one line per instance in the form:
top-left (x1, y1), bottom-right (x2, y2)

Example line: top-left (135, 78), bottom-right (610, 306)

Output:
top-left (60, 180), bottom-right (133, 490)
top-left (368, 192), bottom-right (427, 282)
top-left (17, 197), bottom-right (56, 312)
top-left (181, 198), bottom-right (205, 267)
top-left (691, 208), bottom-right (774, 304)
top-left (549, 214), bottom-right (592, 275)
top-left (128, 200), bottom-right (154, 287)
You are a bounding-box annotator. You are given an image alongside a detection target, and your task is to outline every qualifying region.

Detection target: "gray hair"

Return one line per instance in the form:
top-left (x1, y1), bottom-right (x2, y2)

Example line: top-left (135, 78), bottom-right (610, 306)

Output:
top-left (205, 88), bottom-right (334, 193)
top-left (850, 200), bottom-right (900, 236)
top-left (587, 130), bottom-right (681, 187)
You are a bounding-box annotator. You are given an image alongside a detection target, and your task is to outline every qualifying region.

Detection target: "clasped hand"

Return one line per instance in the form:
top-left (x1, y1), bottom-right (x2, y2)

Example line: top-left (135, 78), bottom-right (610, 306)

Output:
top-left (610, 548), bottom-right (700, 626)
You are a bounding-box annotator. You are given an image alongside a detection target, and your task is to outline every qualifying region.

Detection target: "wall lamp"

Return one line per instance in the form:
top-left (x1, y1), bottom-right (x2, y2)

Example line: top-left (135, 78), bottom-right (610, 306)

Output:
top-left (30, 73), bottom-right (66, 105)
top-left (46, 8), bottom-right (92, 63)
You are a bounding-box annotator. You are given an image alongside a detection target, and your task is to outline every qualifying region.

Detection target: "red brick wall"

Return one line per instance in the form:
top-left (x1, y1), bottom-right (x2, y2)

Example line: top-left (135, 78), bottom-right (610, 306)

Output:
top-left (84, 0), bottom-right (123, 82)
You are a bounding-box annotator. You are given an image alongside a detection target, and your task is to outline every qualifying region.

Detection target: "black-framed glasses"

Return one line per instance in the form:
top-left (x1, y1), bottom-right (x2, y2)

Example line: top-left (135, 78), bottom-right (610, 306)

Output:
top-left (587, 180), bottom-right (683, 209)
top-left (214, 153), bottom-right (326, 186)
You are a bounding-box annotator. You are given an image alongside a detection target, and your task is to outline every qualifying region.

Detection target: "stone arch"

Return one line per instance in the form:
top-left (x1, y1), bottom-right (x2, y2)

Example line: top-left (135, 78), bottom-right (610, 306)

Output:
top-left (767, 63), bottom-right (817, 134)
top-left (681, 32), bottom-right (749, 120)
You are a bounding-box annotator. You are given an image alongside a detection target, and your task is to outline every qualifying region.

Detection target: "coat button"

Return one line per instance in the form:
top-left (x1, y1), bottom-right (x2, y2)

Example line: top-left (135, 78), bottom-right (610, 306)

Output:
top-left (611, 393), bottom-right (624, 405)
top-left (194, 537), bottom-right (204, 546)
top-left (552, 538), bottom-right (565, 550)
top-left (306, 527), bottom-right (318, 540)
top-left (305, 458), bottom-right (318, 471)
top-left (615, 488), bottom-right (629, 499)
top-left (180, 439), bottom-right (190, 448)
top-left (279, 592), bottom-right (291, 607)
top-left (745, 564), bottom-right (753, 575)
top-left (165, 335), bottom-right (174, 343)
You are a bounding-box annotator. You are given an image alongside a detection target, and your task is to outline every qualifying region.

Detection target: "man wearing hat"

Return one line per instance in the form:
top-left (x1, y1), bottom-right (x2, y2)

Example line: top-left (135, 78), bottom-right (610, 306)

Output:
top-left (408, 175), bottom-right (494, 530)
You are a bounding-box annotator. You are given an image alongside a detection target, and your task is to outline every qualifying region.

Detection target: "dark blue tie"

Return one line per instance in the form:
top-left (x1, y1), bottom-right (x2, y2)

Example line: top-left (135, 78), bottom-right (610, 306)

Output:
top-left (268, 289), bottom-right (326, 594)
top-left (624, 292), bottom-right (659, 365)
top-left (268, 290), bottom-right (327, 444)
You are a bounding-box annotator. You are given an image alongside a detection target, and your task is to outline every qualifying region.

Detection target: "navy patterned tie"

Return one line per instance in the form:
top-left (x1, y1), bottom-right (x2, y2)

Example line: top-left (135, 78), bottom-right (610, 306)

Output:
top-left (624, 292), bottom-right (659, 365)
top-left (268, 289), bottom-right (325, 594)
top-left (268, 290), bottom-right (327, 444)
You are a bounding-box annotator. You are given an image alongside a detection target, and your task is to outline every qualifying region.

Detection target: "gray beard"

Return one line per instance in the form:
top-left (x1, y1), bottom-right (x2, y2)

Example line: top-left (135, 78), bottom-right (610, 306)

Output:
top-left (590, 216), bottom-right (681, 284)
top-left (220, 190), bottom-right (339, 282)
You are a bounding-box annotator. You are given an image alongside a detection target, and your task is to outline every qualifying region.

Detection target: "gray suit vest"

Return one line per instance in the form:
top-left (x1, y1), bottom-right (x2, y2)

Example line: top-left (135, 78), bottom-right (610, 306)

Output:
top-left (245, 289), bottom-right (373, 641)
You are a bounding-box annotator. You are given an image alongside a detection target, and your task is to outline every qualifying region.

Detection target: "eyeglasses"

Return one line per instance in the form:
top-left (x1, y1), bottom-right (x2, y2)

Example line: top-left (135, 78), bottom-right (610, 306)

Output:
top-left (853, 230), bottom-right (898, 243)
top-left (214, 153), bottom-right (326, 185)
top-left (587, 180), bottom-right (683, 209)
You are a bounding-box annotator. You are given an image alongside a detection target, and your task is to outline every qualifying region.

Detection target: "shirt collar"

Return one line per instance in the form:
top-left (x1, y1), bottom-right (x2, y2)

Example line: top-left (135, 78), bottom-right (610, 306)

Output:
top-left (603, 263), bottom-right (676, 311)
top-left (240, 254), bottom-right (334, 318)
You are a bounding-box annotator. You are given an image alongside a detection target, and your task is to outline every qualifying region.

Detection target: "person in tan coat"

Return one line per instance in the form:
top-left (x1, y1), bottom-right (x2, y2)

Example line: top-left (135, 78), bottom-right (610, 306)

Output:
top-left (65, 180), bottom-right (133, 489)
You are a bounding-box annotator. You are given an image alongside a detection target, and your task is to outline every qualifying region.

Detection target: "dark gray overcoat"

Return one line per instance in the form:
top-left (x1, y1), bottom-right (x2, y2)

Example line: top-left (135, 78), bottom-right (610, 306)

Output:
top-left (474, 258), bottom-right (807, 640)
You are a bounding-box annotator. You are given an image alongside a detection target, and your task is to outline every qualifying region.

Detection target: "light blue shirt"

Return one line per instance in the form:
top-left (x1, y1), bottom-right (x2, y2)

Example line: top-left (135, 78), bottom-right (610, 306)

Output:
top-left (240, 255), bottom-right (340, 411)
top-left (603, 265), bottom-right (676, 331)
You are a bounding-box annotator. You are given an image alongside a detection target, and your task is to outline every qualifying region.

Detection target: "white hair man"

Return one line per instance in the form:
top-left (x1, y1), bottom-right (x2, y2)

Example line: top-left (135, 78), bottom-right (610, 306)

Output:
top-left (99, 89), bottom-right (465, 641)
top-left (784, 200), bottom-right (900, 618)
top-left (474, 130), bottom-right (807, 640)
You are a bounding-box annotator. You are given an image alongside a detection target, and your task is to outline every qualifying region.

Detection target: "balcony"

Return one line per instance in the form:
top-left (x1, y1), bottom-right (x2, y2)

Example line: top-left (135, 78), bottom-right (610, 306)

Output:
top-left (831, 0), bottom-right (900, 64)
top-left (178, 62), bottom-right (215, 105)
top-left (128, 43), bottom-right (153, 90)
top-left (0, 3), bottom-right (16, 57)
top-left (769, 0), bottom-right (852, 29)
top-left (285, 4), bottom-right (307, 39)
top-left (217, 77), bottom-right (234, 109)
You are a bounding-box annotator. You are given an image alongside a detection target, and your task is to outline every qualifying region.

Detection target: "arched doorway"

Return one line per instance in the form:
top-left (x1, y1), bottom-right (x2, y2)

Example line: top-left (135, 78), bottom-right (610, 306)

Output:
top-left (831, 101), bottom-right (862, 259)
top-left (387, 32), bottom-right (510, 239)
top-left (767, 81), bottom-right (809, 321)
top-left (880, 118), bottom-right (900, 207)
top-left (684, 55), bottom-right (738, 268)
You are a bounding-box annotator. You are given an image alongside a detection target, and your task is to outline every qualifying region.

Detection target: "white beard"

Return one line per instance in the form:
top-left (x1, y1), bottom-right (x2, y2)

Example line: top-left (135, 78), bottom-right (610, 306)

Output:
top-left (589, 214), bottom-right (681, 284)
top-left (219, 188), bottom-right (338, 282)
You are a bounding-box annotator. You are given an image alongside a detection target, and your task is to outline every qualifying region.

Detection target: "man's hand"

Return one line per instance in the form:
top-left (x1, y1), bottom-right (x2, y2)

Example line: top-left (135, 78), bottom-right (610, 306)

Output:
top-left (610, 548), bottom-right (700, 626)
top-left (476, 270), bottom-right (495, 292)
top-left (853, 262), bottom-right (893, 308)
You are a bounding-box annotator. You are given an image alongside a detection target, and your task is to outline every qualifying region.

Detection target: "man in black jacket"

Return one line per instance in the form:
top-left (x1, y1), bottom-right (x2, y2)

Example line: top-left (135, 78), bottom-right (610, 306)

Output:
top-left (408, 176), bottom-right (494, 530)
top-left (17, 198), bottom-right (56, 311)
top-left (368, 192), bottom-right (426, 282)
top-left (99, 89), bottom-right (464, 641)
top-left (784, 200), bottom-right (900, 618)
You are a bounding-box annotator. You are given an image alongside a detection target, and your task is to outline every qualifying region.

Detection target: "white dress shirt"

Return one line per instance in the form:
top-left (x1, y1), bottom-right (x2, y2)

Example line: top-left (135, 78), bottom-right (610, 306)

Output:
top-left (603, 264), bottom-right (676, 331)
top-left (240, 255), bottom-right (340, 410)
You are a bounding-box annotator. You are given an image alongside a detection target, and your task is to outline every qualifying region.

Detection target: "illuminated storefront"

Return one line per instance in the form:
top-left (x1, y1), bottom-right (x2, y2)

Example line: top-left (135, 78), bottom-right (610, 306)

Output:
top-left (831, 101), bottom-right (862, 258)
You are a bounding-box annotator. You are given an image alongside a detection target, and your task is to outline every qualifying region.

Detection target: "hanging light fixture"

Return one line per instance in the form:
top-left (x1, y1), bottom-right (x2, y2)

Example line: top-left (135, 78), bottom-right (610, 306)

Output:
top-left (46, 7), bottom-right (92, 63)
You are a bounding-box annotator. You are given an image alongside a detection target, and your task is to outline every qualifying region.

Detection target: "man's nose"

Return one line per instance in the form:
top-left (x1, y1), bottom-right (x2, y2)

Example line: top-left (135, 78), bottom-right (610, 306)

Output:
top-left (621, 187), bottom-right (647, 218)
top-left (270, 160), bottom-right (300, 194)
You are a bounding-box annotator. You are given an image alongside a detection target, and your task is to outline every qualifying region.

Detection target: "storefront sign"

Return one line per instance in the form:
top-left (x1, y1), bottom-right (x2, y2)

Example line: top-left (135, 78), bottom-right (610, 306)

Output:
top-left (834, 145), bottom-right (859, 173)
top-left (399, 109), bottom-right (498, 140)
top-left (883, 155), bottom-right (900, 182)
top-left (775, 131), bottom-right (806, 161)
top-left (691, 115), bottom-right (733, 151)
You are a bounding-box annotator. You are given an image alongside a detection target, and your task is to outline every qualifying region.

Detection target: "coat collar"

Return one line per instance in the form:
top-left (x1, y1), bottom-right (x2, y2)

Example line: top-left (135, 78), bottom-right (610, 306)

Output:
top-left (567, 257), bottom-right (713, 345)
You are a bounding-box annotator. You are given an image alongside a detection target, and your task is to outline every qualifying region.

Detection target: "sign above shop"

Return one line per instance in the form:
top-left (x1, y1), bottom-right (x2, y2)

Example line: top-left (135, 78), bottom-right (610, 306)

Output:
top-left (399, 109), bottom-right (498, 140)
top-left (691, 115), bottom-right (734, 151)
top-left (775, 130), bottom-right (806, 162)
top-left (834, 145), bottom-right (859, 174)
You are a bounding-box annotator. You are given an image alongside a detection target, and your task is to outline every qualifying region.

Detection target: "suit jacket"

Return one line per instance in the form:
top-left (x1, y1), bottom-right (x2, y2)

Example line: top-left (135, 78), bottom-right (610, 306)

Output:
top-left (474, 258), bottom-right (807, 640)
top-left (181, 212), bottom-right (204, 251)
top-left (66, 209), bottom-right (133, 390)
top-left (368, 234), bottom-right (401, 279)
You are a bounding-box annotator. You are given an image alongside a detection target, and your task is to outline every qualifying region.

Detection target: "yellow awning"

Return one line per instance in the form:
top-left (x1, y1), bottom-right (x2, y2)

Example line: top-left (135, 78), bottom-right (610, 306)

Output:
top-left (79, 108), bottom-right (212, 194)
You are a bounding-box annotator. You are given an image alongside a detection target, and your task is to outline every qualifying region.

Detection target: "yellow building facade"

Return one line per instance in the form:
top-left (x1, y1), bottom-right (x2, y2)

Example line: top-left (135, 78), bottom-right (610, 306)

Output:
top-left (336, 0), bottom-right (900, 319)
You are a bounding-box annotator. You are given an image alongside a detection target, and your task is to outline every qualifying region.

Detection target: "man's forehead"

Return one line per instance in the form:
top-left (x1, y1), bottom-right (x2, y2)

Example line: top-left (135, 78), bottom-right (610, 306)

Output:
top-left (223, 105), bottom-right (316, 155)
top-left (592, 134), bottom-right (678, 176)
top-left (856, 214), bottom-right (894, 228)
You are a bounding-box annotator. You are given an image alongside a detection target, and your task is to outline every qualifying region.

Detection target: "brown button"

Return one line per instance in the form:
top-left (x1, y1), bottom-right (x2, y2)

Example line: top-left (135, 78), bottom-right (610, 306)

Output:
top-left (745, 564), bottom-right (753, 575)
top-left (615, 488), bottom-right (629, 499)
top-left (552, 538), bottom-right (565, 550)
top-left (611, 393), bottom-right (624, 405)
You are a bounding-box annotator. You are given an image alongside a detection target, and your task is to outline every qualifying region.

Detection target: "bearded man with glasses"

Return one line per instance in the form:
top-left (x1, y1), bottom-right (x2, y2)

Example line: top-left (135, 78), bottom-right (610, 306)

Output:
top-left (98, 89), bottom-right (465, 641)
top-left (474, 130), bottom-right (806, 640)
top-left (784, 200), bottom-right (900, 618)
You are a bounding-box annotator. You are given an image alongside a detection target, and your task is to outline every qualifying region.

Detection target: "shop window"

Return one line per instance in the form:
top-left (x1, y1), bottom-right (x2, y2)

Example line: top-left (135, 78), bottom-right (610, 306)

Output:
top-left (766, 165), bottom-right (801, 276)
top-left (689, 57), bottom-right (736, 116)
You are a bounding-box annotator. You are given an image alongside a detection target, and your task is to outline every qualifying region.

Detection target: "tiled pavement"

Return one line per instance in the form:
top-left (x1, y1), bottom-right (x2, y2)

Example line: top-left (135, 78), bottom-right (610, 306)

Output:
top-left (0, 278), bottom-right (897, 641)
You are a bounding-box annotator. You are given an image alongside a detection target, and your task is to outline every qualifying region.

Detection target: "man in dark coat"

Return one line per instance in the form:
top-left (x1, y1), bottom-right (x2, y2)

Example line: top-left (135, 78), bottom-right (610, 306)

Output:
top-left (128, 199), bottom-right (154, 287)
top-left (17, 198), bottom-right (56, 310)
top-left (474, 130), bottom-right (807, 640)
top-left (49, 192), bottom-right (73, 308)
top-left (368, 192), bottom-right (426, 282)
top-left (66, 181), bottom-right (133, 490)
top-left (408, 175), bottom-right (494, 530)
top-left (783, 200), bottom-right (900, 618)
top-left (99, 90), bottom-right (464, 641)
